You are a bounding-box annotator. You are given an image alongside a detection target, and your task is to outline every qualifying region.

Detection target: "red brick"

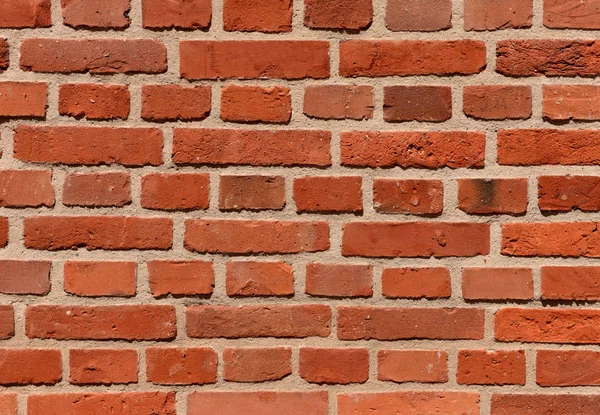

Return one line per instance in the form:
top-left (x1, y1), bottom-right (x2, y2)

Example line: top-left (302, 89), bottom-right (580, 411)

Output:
top-left (384, 86), bottom-right (452, 122)
top-left (342, 222), bottom-right (489, 257)
top-left (294, 176), bottom-right (362, 213)
top-left (0, 0), bottom-right (51, 28)
top-left (540, 176), bottom-right (600, 212)
top-left (338, 392), bottom-right (480, 415)
top-left (146, 347), bottom-right (217, 385)
top-left (141, 85), bottom-right (210, 121)
top-left (373, 179), bottom-right (443, 215)
top-left (61, 0), bottom-right (130, 29)
top-left (0, 349), bottom-right (61, 385)
top-left (186, 304), bottom-right (331, 338)
top-left (502, 222), bottom-right (600, 258)
top-left (28, 392), bottom-right (176, 415)
top-left (63, 172), bottom-right (131, 207)
top-left (386, 0), bottom-right (451, 31)
top-left (462, 268), bottom-right (533, 300)
top-left (543, 85), bottom-right (600, 121)
top-left (382, 267), bottom-right (451, 299)
top-left (341, 131), bottom-right (485, 168)
top-left (14, 126), bottom-right (163, 166)
top-left (305, 263), bottom-right (372, 298)
top-left (464, 85), bottom-right (532, 120)
top-left (0, 170), bottom-right (53, 208)
top-left (458, 350), bottom-right (526, 385)
top-left (497, 40), bottom-right (600, 77)
top-left (223, 347), bottom-right (291, 382)
top-left (219, 175), bottom-right (286, 211)
top-left (221, 84), bottom-right (291, 124)
top-left (59, 84), bottom-right (129, 120)
top-left (491, 394), bottom-right (600, 415)
top-left (180, 40), bottom-right (329, 80)
top-left (226, 261), bottom-right (294, 297)
top-left (69, 349), bottom-right (138, 385)
top-left (0, 82), bottom-right (47, 118)
top-left (0, 394), bottom-right (16, 415)
top-left (340, 40), bottom-right (486, 77)
top-left (63, 261), bottom-right (136, 297)
top-left (185, 219), bottom-right (329, 254)
top-left (304, 85), bottom-right (373, 120)
top-left (304, 0), bottom-right (372, 30)
top-left (0, 40), bottom-right (7, 72)
top-left (26, 305), bottom-right (176, 340)
top-left (0, 218), bottom-right (8, 248)
top-left (173, 128), bottom-right (331, 167)
top-left (378, 350), bottom-right (448, 383)
top-left (458, 178), bottom-right (528, 215)
top-left (24, 216), bottom-right (172, 251)
top-left (338, 307), bottom-right (484, 340)
top-left (0, 306), bottom-right (14, 339)
top-left (142, 0), bottom-right (211, 29)
top-left (544, 0), bottom-right (600, 29)
top-left (21, 39), bottom-right (167, 74)
top-left (148, 260), bottom-right (214, 297)
top-left (537, 350), bottom-right (600, 386)
top-left (495, 308), bottom-right (600, 344)
top-left (188, 392), bottom-right (328, 415)
top-left (541, 266), bottom-right (600, 300)
top-left (465, 0), bottom-right (532, 30)
top-left (300, 348), bottom-right (369, 384)
top-left (224, 0), bottom-right (291, 32)
top-left (0, 260), bottom-right (51, 295)
top-left (499, 129), bottom-right (600, 166)
top-left (141, 173), bottom-right (210, 211)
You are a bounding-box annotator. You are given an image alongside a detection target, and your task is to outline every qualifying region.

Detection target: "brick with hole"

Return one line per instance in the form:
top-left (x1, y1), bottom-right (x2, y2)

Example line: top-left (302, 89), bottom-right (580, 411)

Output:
top-left (141, 173), bottom-right (210, 211)
top-left (0, 260), bottom-right (51, 295)
top-left (28, 392), bottom-right (176, 415)
top-left (338, 392), bottom-right (480, 415)
top-left (63, 261), bottom-right (136, 297)
top-left (458, 178), bottom-right (528, 215)
top-left (300, 348), bottom-right (369, 384)
top-left (462, 268), bottom-right (533, 301)
top-left (384, 86), bottom-right (452, 122)
top-left (0, 394), bottom-right (16, 415)
top-left (0, 0), bottom-right (51, 28)
top-left (458, 350), bottom-right (526, 385)
top-left (0, 40), bottom-right (7, 72)
top-left (0, 170), bottom-right (53, 208)
top-left (543, 85), bottom-right (600, 121)
top-left (180, 40), bottom-right (330, 80)
top-left (491, 394), bottom-right (600, 415)
top-left (142, 0), bottom-right (211, 29)
top-left (186, 304), bottom-right (331, 338)
top-left (0, 306), bottom-right (14, 339)
top-left (294, 176), bottom-right (363, 213)
top-left (382, 268), bottom-right (451, 299)
top-left (305, 263), bottom-right (373, 298)
top-left (221, 85), bottom-right (291, 124)
top-left (537, 350), bottom-right (600, 386)
top-left (148, 260), bottom-right (214, 298)
top-left (0, 218), bottom-right (7, 248)
top-left (539, 176), bottom-right (600, 213)
top-left (173, 128), bottom-right (331, 167)
top-left (541, 266), bottom-right (600, 301)
top-left (0, 82), bottom-right (47, 118)
top-left (187, 392), bottom-right (328, 415)
top-left (146, 347), bottom-right (217, 385)
top-left (341, 131), bottom-right (485, 168)
top-left (63, 172), bottom-right (131, 207)
top-left (378, 350), bottom-right (448, 383)
top-left (59, 84), bottom-right (130, 120)
top-left (464, 85), bottom-right (532, 120)
top-left (304, 0), bottom-right (372, 30)
top-left (304, 85), bottom-right (373, 120)
top-left (544, 0), bottom-right (600, 29)
top-left (61, 0), bottom-right (130, 29)
top-left (373, 179), bottom-right (443, 215)
top-left (26, 305), bottom-right (177, 340)
top-left (69, 349), bottom-right (138, 385)
top-left (224, 0), bottom-right (292, 32)
top-left (223, 347), bottom-right (292, 382)
top-left (0, 349), bottom-right (61, 385)
top-left (219, 175), bottom-right (286, 211)
top-left (142, 85), bottom-right (211, 121)
top-left (465, 0), bottom-right (532, 30)
top-left (226, 261), bottom-right (294, 297)
top-left (386, 0), bottom-right (451, 31)
top-left (14, 126), bottom-right (163, 166)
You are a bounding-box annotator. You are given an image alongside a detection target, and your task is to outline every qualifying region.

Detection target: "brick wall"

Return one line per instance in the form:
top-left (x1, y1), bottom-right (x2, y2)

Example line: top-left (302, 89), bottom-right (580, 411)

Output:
top-left (0, 0), bottom-right (599, 414)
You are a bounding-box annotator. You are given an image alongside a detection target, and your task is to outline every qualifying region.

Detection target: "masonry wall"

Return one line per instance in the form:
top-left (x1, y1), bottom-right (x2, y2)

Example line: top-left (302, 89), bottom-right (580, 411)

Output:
top-left (0, 0), bottom-right (599, 414)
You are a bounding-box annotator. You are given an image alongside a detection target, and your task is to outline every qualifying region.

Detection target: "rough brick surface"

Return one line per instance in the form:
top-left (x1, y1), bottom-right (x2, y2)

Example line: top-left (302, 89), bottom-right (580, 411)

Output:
top-left (224, 0), bottom-right (292, 32)
top-left (59, 84), bottom-right (130, 121)
top-left (223, 347), bottom-right (292, 382)
top-left (0, 0), bottom-right (51, 28)
top-left (142, 0), bottom-right (211, 30)
top-left (0, 82), bottom-right (47, 118)
top-left (386, 0), bottom-right (451, 32)
top-left (384, 86), bottom-right (452, 122)
top-left (463, 85), bottom-right (532, 120)
top-left (378, 350), bottom-right (448, 383)
top-left (465, 0), bottom-right (532, 30)
top-left (69, 349), bottom-right (138, 385)
top-left (304, 85), bottom-right (373, 120)
top-left (61, 0), bottom-right (131, 29)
